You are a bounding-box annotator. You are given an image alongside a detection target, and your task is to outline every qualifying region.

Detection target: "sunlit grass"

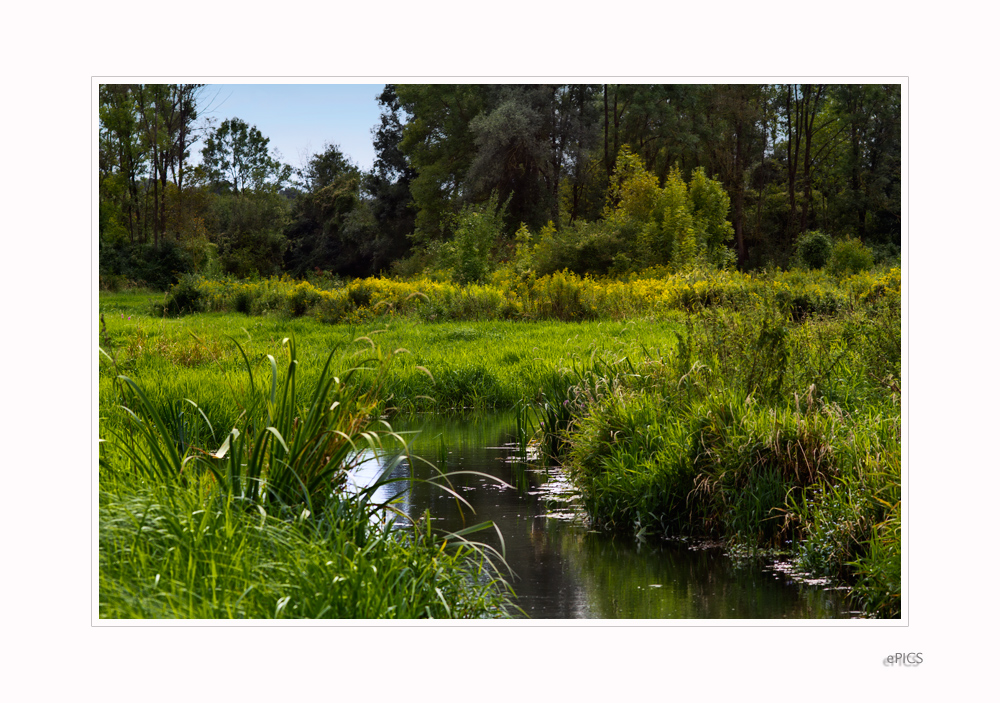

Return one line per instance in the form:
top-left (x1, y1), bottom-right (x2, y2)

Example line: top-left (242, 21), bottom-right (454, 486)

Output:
top-left (99, 267), bottom-right (900, 618)
top-left (99, 324), bottom-right (519, 619)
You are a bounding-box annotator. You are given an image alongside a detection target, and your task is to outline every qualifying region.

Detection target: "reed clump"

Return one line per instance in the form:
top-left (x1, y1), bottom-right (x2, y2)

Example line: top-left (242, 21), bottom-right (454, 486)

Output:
top-left (100, 263), bottom-right (900, 617)
top-left (546, 289), bottom-right (900, 617)
top-left (99, 333), bottom-right (516, 619)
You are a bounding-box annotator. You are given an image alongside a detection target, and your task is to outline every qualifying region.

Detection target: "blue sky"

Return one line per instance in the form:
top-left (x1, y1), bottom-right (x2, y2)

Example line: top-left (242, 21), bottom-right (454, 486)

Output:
top-left (194, 83), bottom-right (387, 173)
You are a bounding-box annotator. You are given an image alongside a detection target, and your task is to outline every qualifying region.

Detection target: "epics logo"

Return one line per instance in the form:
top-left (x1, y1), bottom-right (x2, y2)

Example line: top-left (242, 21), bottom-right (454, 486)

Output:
top-left (884, 653), bottom-right (923, 667)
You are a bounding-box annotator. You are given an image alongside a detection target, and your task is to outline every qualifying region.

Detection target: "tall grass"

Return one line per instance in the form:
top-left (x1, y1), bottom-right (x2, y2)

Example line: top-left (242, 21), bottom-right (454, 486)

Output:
top-left (546, 289), bottom-right (901, 617)
top-left (100, 333), bottom-right (517, 619)
top-left (100, 481), bottom-right (514, 618)
top-left (100, 263), bottom-right (901, 617)
top-left (150, 265), bottom-right (899, 325)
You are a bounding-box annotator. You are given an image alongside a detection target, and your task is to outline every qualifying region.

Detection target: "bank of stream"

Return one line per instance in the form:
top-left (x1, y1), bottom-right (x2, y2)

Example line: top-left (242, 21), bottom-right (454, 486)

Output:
top-left (351, 412), bottom-right (860, 619)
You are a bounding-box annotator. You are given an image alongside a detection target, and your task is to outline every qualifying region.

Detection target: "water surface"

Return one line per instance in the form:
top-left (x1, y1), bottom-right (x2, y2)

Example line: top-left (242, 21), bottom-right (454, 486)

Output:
top-left (352, 413), bottom-right (856, 619)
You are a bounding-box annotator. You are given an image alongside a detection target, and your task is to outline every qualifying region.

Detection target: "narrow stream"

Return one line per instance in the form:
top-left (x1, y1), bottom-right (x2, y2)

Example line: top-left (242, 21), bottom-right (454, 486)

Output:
top-left (350, 412), bottom-right (859, 619)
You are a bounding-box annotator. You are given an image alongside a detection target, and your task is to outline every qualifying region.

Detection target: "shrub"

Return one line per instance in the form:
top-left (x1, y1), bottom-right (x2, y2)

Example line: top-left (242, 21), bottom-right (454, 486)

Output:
top-left (529, 271), bottom-right (598, 321)
top-left (284, 282), bottom-right (322, 317)
top-left (154, 274), bottom-right (205, 316)
top-left (100, 240), bottom-right (194, 291)
top-left (436, 192), bottom-right (509, 284)
top-left (530, 219), bottom-right (621, 277)
top-left (211, 193), bottom-right (289, 278)
top-left (827, 237), bottom-right (874, 277)
top-left (795, 230), bottom-right (833, 270)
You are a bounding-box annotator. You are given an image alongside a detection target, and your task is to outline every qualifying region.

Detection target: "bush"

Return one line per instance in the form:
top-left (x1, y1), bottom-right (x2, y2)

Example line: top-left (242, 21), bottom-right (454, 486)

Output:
top-left (827, 237), bottom-right (874, 277)
top-left (795, 230), bottom-right (833, 270)
top-left (528, 271), bottom-right (598, 321)
top-left (154, 274), bottom-right (205, 316)
top-left (530, 219), bottom-right (621, 277)
top-left (436, 192), bottom-right (509, 284)
top-left (210, 193), bottom-right (289, 278)
top-left (284, 282), bottom-right (322, 317)
top-left (100, 240), bottom-right (194, 291)
top-left (606, 150), bottom-right (734, 270)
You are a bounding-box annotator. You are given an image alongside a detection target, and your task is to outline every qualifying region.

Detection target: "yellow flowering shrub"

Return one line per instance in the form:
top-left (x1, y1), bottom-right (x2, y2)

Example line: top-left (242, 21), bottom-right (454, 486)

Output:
top-left (179, 264), bottom-right (898, 324)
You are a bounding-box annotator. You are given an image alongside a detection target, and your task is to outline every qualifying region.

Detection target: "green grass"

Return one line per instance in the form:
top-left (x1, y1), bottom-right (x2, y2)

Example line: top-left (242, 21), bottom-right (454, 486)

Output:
top-left (99, 268), bottom-right (901, 618)
top-left (549, 297), bottom-right (901, 617)
top-left (100, 480), bottom-right (514, 618)
top-left (99, 315), bottom-right (520, 619)
top-left (99, 291), bottom-right (688, 415)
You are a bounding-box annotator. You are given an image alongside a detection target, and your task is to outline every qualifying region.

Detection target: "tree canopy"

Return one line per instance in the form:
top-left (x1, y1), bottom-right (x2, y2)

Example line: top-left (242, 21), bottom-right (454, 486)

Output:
top-left (100, 82), bottom-right (902, 287)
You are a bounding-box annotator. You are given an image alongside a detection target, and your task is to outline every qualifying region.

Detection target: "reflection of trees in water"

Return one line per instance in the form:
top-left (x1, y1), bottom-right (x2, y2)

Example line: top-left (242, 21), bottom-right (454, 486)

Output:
top-left (568, 537), bottom-right (852, 619)
top-left (374, 413), bottom-right (852, 620)
top-left (387, 413), bottom-right (597, 619)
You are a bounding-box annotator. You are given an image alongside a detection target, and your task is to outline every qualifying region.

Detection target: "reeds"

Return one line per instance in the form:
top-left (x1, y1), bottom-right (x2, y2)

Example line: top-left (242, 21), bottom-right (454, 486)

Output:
top-left (99, 481), bottom-right (515, 618)
top-left (543, 294), bottom-right (900, 615)
top-left (100, 265), bottom-right (900, 616)
top-left (100, 333), bottom-right (517, 619)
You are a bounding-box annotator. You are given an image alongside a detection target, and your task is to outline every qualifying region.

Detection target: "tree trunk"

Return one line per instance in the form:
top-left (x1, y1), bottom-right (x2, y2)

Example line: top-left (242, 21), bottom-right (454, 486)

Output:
top-left (603, 85), bottom-right (610, 178)
top-left (785, 85), bottom-right (802, 245)
top-left (734, 115), bottom-right (747, 268)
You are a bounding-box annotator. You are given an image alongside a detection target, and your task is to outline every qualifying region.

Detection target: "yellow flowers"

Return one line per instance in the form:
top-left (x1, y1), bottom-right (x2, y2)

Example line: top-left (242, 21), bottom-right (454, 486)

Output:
top-left (182, 265), bottom-right (896, 324)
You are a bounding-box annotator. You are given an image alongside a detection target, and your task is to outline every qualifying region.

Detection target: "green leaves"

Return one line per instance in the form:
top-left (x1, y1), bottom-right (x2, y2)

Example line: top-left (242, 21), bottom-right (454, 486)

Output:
top-left (202, 117), bottom-right (291, 195)
top-left (605, 150), bottom-right (734, 271)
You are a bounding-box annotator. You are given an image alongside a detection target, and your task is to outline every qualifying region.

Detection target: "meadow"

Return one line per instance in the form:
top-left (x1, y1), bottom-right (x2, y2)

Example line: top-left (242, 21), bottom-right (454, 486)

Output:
top-left (99, 264), bottom-right (901, 618)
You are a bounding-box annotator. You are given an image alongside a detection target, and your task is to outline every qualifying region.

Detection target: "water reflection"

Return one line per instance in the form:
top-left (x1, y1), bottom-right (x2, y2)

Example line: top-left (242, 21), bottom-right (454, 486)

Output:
top-left (352, 412), bottom-right (855, 620)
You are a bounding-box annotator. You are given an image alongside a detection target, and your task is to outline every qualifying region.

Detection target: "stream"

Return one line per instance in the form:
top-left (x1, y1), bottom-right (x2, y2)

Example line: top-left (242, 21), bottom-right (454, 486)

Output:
top-left (349, 412), bottom-right (859, 619)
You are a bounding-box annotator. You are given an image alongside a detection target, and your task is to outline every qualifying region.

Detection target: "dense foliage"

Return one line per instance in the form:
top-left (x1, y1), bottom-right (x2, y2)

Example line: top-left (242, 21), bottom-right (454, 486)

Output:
top-left (101, 262), bottom-right (901, 617)
top-left (100, 83), bottom-right (901, 288)
top-left (98, 81), bottom-right (902, 619)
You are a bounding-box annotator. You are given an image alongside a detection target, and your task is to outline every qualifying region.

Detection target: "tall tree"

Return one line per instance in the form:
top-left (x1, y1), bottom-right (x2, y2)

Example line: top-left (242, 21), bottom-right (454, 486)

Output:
top-left (396, 84), bottom-right (495, 243)
top-left (779, 84), bottom-right (831, 241)
top-left (398, 84), bottom-right (601, 237)
top-left (465, 85), bottom-right (554, 230)
top-left (201, 117), bottom-right (292, 195)
top-left (99, 84), bottom-right (149, 243)
top-left (168, 84), bottom-right (202, 191)
top-left (828, 84), bottom-right (901, 246)
top-left (366, 85), bottom-right (416, 267)
top-left (284, 144), bottom-right (366, 276)
top-left (560, 84), bottom-right (602, 223)
top-left (132, 84), bottom-right (203, 248)
top-left (707, 84), bottom-right (770, 268)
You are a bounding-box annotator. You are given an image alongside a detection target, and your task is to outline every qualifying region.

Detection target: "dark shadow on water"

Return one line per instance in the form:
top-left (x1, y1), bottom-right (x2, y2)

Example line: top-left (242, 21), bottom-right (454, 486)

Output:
top-left (352, 412), bottom-right (856, 620)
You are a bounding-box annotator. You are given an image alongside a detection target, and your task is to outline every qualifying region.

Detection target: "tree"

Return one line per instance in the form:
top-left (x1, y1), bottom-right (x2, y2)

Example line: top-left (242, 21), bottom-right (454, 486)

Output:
top-left (299, 140), bottom-right (355, 192)
top-left (210, 191), bottom-right (289, 278)
top-left (284, 144), bottom-right (368, 276)
top-left (558, 85), bottom-right (603, 223)
top-left (201, 117), bottom-right (292, 195)
top-left (606, 148), bottom-right (734, 269)
top-left (396, 84), bottom-right (494, 243)
top-left (778, 84), bottom-right (841, 241)
top-left (366, 85), bottom-right (416, 269)
top-left (465, 86), bottom-right (553, 231)
top-left (705, 84), bottom-right (771, 268)
top-left (133, 84), bottom-right (204, 249)
top-left (99, 84), bottom-right (148, 244)
top-left (397, 84), bottom-right (604, 243)
top-left (827, 84), bottom-right (901, 247)
top-left (435, 192), bottom-right (509, 284)
top-left (100, 84), bottom-right (203, 250)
